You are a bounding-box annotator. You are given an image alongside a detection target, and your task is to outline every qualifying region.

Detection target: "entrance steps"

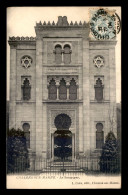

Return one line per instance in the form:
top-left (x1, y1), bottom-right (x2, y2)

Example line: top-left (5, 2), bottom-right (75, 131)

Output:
top-left (42, 161), bottom-right (84, 173)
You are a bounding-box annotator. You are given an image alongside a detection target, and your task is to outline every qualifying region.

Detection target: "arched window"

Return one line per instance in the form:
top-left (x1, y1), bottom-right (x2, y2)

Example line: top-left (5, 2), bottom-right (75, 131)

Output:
top-left (54, 45), bottom-right (62, 64)
top-left (96, 123), bottom-right (104, 149)
top-left (94, 78), bottom-right (103, 101)
top-left (22, 123), bottom-right (30, 149)
top-left (63, 45), bottom-right (71, 64)
top-left (69, 78), bottom-right (77, 100)
top-left (59, 78), bottom-right (67, 100)
top-left (48, 79), bottom-right (57, 100)
top-left (22, 78), bottom-right (31, 100)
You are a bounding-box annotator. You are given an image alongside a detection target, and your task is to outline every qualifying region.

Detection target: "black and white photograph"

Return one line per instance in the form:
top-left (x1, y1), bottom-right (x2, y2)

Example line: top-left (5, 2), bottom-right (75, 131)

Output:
top-left (6, 6), bottom-right (121, 189)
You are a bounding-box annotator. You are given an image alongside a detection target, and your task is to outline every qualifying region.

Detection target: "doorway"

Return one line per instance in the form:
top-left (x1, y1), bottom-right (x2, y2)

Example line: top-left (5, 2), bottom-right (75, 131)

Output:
top-left (53, 114), bottom-right (73, 162)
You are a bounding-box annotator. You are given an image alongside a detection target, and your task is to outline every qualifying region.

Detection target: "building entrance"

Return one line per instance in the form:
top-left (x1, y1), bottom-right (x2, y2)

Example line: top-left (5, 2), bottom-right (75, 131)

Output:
top-left (53, 114), bottom-right (72, 161)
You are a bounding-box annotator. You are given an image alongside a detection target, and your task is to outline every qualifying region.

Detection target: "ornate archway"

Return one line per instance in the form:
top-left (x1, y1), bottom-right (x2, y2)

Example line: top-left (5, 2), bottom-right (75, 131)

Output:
top-left (53, 114), bottom-right (72, 161)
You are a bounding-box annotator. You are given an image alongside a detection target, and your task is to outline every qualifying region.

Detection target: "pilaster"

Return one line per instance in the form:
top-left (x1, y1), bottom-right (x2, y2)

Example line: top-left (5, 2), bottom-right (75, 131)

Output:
top-left (9, 45), bottom-right (17, 129)
top-left (109, 46), bottom-right (117, 136)
top-left (83, 39), bottom-right (90, 153)
top-left (35, 36), bottom-right (43, 157)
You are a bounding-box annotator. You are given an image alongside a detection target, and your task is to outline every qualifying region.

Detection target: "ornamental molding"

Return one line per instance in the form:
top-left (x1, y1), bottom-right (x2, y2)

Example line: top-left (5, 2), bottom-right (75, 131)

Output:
top-left (51, 110), bottom-right (75, 129)
top-left (35, 22), bottom-right (89, 28)
top-left (89, 40), bottom-right (117, 46)
top-left (94, 75), bottom-right (104, 84)
top-left (9, 36), bottom-right (36, 41)
top-left (21, 76), bottom-right (31, 85)
top-left (47, 104), bottom-right (79, 158)
top-left (47, 75), bottom-right (78, 86)
top-left (53, 42), bottom-right (72, 49)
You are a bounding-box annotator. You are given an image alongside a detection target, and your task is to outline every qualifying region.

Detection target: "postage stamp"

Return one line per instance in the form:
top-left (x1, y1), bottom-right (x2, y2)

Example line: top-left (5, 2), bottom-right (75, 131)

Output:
top-left (89, 8), bottom-right (121, 40)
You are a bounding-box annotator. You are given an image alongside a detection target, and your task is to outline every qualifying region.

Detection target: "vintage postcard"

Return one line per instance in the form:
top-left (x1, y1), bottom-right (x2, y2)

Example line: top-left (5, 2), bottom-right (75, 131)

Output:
top-left (6, 6), bottom-right (121, 189)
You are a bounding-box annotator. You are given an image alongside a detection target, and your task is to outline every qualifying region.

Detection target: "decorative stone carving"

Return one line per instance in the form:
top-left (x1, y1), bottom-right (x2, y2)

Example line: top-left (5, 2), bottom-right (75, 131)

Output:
top-left (47, 75), bottom-right (78, 87)
top-left (47, 104), bottom-right (79, 159)
top-left (74, 21), bottom-right (78, 26)
top-left (93, 56), bottom-right (104, 68)
top-left (35, 16), bottom-right (88, 28)
top-left (79, 21), bottom-right (82, 25)
top-left (51, 110), bottom-right (75, 128)
top-left (21, 76), bottom-right (31, 85)
top-left (52, 21), bottom-right (55, 25)
top-left (21, 56), bottom-right (32, 68)
top-left (9, 36), bottom-right (36, 41)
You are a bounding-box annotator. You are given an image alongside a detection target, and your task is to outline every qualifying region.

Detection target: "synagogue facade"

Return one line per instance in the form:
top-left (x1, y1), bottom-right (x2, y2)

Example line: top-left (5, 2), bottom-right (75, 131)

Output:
top-left (8, 16), bottom-right (117, 170)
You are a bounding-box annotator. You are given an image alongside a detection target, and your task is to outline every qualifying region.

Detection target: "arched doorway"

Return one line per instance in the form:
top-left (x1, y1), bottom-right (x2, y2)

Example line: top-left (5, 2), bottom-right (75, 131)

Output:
top-left (53, 114), bottom-right (72, 162)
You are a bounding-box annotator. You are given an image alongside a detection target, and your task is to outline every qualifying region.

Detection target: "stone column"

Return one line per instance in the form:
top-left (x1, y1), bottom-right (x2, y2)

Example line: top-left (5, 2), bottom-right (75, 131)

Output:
top-left (62, 50), bottom-right (64, 63)
top-left (79, 103), bottom-right (83, 154)
top-left (66, 80), bottom-right (70, 100)
top-left (67, 86), bottom-right (70, 100)
top-left (35, 36), bottom-right (43, 163)
top-left (77, 85), bottom-right (79, 100)
top-left (83, 39), bottom-right (90, 154)
top-left (56, 80), bottom-right (60, 100)
top-left (9, 44), bottom-right (17, 129)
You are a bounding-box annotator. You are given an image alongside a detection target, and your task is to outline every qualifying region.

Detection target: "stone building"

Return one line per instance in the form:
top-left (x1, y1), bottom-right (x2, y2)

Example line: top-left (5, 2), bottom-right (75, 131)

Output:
top-left (8, 16), bottom-right (117, 170)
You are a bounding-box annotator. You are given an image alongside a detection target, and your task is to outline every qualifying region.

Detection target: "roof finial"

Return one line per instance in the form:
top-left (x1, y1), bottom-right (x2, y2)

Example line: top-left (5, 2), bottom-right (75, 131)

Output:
top-left (83, 21), bottom-right (86, 26)
top-left (74, 21), bottom-right (78, 26)
top-left (39, 21), bottom-right (42, 25)
top-left (79, 21), bottom-right (82, 25)
top-left (70, 21), bottom-right (73, 25)
top-left (47, 21), bottom-right (51, 25)
top-left (52, 21), bottom-right (55, 25)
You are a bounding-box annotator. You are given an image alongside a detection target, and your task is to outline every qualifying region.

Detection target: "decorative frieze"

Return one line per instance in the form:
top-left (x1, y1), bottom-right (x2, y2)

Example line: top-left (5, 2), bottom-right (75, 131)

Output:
top-left (9, 36), bottom-right (36, 41)
top-left (36, 16), bottom-right (88, 28)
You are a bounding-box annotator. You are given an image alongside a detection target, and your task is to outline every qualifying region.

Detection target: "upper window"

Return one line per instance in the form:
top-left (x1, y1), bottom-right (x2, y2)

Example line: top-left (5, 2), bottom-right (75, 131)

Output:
top-left (69, 78), bottom-right (77, 100)
top-left (94, 78), bottom-right (104, 101)
top-left (22, 123), bottom-right (30, 148)
top-left (48, 76), bottom-right (78, 100)
top-left (63, 45), bottom-right (71, 64)
top-left (48, 79), bottom-right (57, 100)
top-left (59, 78), bottom-right (67, 100)
top-left (22, 78), bottom-right (31, 100)
top-left (54, 45), bottom-right (62, 64)
top-left (96, 123), bottom-right (104, 149)
top-left (54, 44), bottom-right (71, 65)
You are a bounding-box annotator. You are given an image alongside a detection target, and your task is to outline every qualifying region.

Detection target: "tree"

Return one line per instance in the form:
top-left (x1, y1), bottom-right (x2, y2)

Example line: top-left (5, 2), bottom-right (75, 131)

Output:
top-left (7, 128), bottom-right (29, 173)
top-left (99, 131), bottom-right (120, 173)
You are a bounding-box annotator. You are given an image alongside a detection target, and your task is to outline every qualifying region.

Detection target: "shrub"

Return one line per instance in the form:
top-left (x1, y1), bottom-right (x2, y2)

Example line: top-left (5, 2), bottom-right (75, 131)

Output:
top-left (99, 131), bottom-right (120, 173)
top-left (7, 128), bottom-right (29, 173)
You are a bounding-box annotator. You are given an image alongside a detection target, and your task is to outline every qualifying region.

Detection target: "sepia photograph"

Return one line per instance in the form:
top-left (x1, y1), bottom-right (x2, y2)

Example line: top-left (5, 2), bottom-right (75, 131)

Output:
top-left (6, 6), bottom-right (121, 189)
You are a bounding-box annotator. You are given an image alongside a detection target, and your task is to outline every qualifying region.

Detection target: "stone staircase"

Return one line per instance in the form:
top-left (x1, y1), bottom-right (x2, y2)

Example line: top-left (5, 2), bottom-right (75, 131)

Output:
top-left (42, 161), bottom-right (84, 173)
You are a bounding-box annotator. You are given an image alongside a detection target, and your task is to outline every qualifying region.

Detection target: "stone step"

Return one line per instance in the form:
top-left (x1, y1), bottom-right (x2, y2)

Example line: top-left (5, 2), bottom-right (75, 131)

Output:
top-left (48, 164), bottom-right (77, 167)
top-left (42, 167), bottom-right (84, 173)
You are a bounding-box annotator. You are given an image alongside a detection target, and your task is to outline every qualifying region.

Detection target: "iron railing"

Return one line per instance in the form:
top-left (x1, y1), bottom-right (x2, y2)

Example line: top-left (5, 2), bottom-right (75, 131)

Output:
top-left (7, 157), bottom-right (121, 175)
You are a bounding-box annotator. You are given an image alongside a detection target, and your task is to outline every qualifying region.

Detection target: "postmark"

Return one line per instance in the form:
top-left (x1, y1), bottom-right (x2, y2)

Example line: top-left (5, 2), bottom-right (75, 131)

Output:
top-left (89, 8), bottom-right (121, 40)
